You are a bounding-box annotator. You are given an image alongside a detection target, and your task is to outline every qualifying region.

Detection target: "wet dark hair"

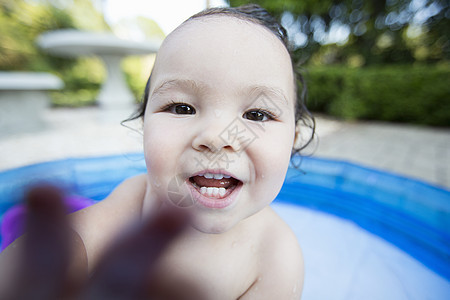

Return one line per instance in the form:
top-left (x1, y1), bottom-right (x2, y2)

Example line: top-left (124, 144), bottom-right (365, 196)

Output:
top-left (125, 4), bottom-right (315, 159)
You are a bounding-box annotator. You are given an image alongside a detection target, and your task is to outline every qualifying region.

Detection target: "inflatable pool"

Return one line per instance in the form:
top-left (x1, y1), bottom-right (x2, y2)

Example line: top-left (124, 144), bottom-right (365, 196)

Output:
top-left (0, 153), bottom-right (449, 299)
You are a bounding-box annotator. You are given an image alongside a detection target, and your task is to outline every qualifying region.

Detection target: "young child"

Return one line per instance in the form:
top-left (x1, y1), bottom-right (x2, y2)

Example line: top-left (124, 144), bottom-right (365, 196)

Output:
top-left (3, 4), bottom-right (314, 299)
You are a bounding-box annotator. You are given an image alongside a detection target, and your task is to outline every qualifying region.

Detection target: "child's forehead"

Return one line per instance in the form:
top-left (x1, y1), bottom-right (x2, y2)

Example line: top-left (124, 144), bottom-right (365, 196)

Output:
top-left (166, 15), bottom-right (286, 51)
top-left (151, 15), bottom-right (294, 98)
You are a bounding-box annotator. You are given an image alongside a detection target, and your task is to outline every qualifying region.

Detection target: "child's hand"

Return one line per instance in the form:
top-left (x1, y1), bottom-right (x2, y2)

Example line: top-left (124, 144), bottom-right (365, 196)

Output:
top-left (1, 185), bottom-right (191, 299)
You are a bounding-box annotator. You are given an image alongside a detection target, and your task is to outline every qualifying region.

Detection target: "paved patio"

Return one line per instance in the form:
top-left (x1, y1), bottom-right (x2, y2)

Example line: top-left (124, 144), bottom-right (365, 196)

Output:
top-left (0, 107), bottom-right (449, 189)
top-left (311, 117), bottom-right (450, 189)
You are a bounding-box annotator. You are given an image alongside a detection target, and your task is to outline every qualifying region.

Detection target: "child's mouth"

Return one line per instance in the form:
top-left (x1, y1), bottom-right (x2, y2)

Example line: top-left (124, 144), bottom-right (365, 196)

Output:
top-left (187, 172), bottom-right (242, 209)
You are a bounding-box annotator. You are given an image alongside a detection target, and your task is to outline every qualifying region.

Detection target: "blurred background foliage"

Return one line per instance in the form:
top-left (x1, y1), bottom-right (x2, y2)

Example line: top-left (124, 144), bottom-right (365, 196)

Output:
top-left (306, 65), bottom-right (449, 125)
top-left (229, 0), bottom-right (449, 64)
top-left (0, 0), bottom-right (163, 107)
top-left (229, 0), bottom-right (449, 126)
top-left (0, 0), bottom-right (448, 126)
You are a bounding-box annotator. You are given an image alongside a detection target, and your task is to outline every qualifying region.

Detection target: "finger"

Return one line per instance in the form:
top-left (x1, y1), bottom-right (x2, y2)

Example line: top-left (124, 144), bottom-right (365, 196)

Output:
top-left (15, 185), bottom-right (71, 300)
top-left (82, 207), bottom-right (190, 300)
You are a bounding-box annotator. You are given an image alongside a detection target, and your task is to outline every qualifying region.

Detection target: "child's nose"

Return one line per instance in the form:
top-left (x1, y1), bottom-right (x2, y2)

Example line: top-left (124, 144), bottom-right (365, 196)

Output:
top-left (192, 115), bottom-right (245, 154)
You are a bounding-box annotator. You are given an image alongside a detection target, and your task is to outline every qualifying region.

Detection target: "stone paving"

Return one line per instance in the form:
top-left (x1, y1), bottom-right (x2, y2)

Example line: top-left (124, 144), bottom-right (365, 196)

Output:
top-left (0, 107), bottom-right (143, 171)
top-left (0, 108), bottom-right (449, 189)
top-left (310, 117), bottom-right (450, 189)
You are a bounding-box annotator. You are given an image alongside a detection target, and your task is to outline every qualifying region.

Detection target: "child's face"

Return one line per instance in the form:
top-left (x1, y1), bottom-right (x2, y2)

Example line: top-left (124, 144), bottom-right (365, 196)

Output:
top-left (143, 16), bottom-right (296, 233)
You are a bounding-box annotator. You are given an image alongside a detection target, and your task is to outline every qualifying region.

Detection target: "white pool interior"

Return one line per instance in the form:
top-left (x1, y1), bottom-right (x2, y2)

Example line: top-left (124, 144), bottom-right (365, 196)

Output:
top-left (272, 202), bottom-right (450, 299)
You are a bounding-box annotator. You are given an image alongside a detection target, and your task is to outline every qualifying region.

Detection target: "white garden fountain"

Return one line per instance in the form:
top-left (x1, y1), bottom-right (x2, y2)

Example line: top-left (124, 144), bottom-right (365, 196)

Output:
top-left (37, 30), bottom-right (160, 110)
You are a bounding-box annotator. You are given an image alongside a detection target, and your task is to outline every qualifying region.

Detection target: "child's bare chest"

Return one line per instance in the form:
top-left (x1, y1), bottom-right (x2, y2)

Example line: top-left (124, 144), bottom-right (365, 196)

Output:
top-left (151, 233), bottom-right (259, 299)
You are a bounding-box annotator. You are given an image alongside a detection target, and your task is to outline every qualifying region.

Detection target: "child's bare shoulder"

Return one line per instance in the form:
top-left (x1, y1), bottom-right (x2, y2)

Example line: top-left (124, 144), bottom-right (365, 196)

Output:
top-left (243, 207), bottom-right (304, 299)
top-left (70, 174), bottom-right (148, 267)
top-left (254, 207), bottom-right (301, 249)
top-left (261, 207), bottom-right (303, 269)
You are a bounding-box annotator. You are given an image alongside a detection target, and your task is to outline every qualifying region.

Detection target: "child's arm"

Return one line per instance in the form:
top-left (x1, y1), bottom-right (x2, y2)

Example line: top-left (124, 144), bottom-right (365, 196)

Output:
top-left (240, 221), bottom-right (304, 300)
top-left (70, 173), bottom-right (148, 271)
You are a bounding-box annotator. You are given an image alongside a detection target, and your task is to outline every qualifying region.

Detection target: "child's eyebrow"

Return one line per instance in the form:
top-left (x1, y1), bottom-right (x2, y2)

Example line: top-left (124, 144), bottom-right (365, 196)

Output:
top-left (152, 79), bottom-right (206, 96)
top-left (248, 85), bottom-right (288, 105)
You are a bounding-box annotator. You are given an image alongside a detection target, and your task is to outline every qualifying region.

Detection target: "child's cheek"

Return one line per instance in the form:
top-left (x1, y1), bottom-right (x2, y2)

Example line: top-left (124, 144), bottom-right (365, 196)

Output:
top-left (251, 126), bottom-right (293, 190)
top-left (143, 118), bottom-right (181, 190)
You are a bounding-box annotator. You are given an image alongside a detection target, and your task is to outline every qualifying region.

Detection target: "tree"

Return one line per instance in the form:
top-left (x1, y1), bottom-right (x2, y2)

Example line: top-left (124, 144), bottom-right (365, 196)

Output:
top-left (0, 0), bottom-right (76, 71)
top-left (228, 0), bottom-right (449, 66)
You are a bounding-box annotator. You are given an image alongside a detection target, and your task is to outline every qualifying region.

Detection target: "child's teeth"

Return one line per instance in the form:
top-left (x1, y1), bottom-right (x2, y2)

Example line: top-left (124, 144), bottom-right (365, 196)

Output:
top-left (200, 173), bottom-right (231, 180)
top-left (200, 187), bottom-right (207, 195)
top-left (199, 186), bottom-right (227, 198)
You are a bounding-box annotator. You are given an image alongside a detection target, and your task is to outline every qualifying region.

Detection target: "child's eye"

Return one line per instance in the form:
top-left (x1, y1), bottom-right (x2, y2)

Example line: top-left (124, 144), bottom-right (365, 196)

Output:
top-left (162, 102), bottom-right (196, 115)
top-left (243, 110), bottom-right (275, 122)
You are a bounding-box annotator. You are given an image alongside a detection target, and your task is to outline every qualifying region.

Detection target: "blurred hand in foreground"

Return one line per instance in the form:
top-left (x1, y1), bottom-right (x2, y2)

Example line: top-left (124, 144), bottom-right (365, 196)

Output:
top-left (0, 185), bottom-right (192, 300)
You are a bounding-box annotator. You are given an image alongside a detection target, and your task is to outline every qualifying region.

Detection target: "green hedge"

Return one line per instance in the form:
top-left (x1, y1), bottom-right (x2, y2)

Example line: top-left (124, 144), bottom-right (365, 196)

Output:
top-left (304, 65), bottom-right (450, 127)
